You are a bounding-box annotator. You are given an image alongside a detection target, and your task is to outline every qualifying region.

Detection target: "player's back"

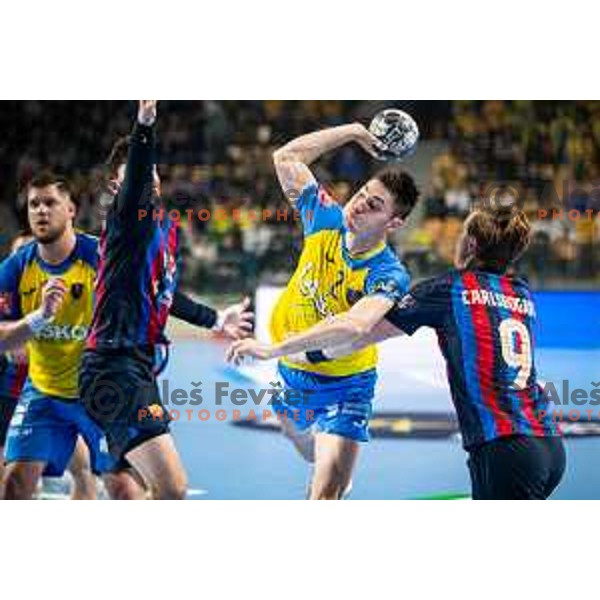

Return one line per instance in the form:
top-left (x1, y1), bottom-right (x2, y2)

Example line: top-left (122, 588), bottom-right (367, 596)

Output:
top-left (439, 269), bottom-right (558, 447)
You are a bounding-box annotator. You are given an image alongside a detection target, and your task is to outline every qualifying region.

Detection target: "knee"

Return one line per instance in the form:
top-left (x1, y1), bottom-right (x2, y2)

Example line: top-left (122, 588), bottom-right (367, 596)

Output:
top-left (3, 464), bottom-right (42, 500)
top-left (104, 473), bottom-right (146, 500)
top-left (70, 471), bottom-right (97, 500)
top-left (110, 483), bottom-right (140, 500)
top-left (310, 477), bottom-right (346, 500)
top-left (153, 472), bottom-right (188, 500)
top-left (311, 486), bottom-right (344, 500)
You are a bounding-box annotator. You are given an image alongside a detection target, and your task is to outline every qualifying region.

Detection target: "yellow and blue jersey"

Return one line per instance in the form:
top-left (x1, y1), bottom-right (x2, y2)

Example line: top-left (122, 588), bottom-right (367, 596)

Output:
top-left (0, 233), bottom-right (98, 399)
top-left (270, 183), bottom-right (410, 377)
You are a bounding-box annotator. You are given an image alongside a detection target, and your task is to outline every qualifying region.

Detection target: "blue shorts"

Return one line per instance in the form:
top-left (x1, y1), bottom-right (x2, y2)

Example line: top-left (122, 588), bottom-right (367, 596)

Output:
top-left (5, 381), bottom-right (114, 477)
top-left (275, 364), bottom-right (377, 442)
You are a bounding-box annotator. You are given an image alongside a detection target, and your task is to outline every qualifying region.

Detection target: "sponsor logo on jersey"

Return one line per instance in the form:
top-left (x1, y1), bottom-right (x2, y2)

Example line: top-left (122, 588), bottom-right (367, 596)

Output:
top-left (36, 324), bottom-right (90, 342)
top-left (71, 283), bottom-right (84, 299)
top-left (461, 289), bottom-right (536, 317)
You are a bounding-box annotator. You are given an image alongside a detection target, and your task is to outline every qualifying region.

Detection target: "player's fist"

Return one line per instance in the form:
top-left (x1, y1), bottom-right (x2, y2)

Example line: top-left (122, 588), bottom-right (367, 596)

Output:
top-left (138, 100), bottom-right (157, 126)
top-left (41, 278), bottom-right (67, 319)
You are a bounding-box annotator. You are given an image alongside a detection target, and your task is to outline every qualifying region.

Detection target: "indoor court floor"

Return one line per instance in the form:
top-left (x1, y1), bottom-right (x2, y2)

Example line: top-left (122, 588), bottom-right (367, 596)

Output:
top-left (167, 339), bottom-right (600, 500)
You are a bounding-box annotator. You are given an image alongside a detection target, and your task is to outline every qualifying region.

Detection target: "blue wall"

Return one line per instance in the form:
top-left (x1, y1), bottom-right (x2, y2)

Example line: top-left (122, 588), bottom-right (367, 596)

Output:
top-left (534, 291), bottom-right (599, 349)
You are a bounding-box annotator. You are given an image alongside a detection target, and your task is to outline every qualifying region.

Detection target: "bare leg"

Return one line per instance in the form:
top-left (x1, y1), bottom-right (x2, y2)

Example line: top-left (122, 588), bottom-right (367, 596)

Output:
top-left (125, 434), bottom-right (187, 500)
top-left (309, 433), bottom-right (360, 500)
top-left (103, 469), bottom-right (148, 500)
top-left (3, 461), bottom-right (46, 500)
top-left (67, 436), bottom-right (97, 500)
top-left (278, 414), bottom-right (315, 464)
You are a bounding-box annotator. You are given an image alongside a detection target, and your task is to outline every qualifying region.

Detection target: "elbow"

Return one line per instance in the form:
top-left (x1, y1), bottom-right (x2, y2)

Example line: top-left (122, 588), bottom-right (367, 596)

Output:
top-left (272, 147), bottom-right (284, 164)
top-left (353, 323), bottom-right (372, 340)
top-left (273, 147), bottom-right (295, 167)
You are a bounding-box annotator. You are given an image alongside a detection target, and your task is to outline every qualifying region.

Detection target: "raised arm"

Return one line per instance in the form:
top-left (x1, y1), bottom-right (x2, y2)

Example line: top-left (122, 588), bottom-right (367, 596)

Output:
top-left (113, 100), bottom-right (157, 220)
top-left (273, 123), bottom-right (380, 204)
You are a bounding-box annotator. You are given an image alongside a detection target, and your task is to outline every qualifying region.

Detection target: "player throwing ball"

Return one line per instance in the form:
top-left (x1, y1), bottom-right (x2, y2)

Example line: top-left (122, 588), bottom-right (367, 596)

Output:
top-left (230, 203), bottom-right (565, 500)
top-left (230, 120), bottom-right (419, 499)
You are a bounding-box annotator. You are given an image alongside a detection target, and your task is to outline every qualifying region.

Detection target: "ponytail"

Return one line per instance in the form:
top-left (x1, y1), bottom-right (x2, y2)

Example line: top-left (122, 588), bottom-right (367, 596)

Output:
top-left (466, 208), bottom-right (531, 271)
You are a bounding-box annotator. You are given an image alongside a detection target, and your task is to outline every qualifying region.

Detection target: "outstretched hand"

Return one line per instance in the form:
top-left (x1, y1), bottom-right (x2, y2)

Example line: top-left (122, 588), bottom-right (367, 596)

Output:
top-left (225, 338), bottom-right (275, 366)
top-left (216, 297), bottom-right (254, 341)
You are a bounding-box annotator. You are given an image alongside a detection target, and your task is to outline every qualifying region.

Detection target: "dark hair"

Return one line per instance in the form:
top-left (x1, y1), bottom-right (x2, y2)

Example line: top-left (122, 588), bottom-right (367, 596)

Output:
top-left (466, 207), bottom-right (531, 271)
top-left (27, 171), bottom-right (76, 206)
top-left (374, 165), bottom-right (420, 220)
top-left (106, 135), bottom-right (131, 176)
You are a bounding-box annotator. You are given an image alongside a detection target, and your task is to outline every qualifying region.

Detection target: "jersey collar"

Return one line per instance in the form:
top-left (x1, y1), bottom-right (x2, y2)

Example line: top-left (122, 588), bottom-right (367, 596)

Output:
top-left (34, 234), bottom-right (80, 275)
top-left (341, 230), bottom-right (388, 267)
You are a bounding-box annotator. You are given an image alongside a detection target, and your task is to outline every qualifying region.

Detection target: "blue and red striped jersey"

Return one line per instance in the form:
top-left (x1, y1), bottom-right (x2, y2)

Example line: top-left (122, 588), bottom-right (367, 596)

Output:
top-left (0, 354), bottom-right (27, 401)
top-left (87, 123), bottom-right (180, 351)
top-left (385, 269), bottom-right (559, 449)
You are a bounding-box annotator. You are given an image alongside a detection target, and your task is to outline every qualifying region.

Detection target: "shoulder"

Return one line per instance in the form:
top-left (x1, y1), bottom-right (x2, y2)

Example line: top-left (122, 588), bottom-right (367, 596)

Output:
top-left (411, 270), bottom-right (456, 298)
top-left (509, 274), bottom-right (531, 292)
top-left (76, 232), bottom-right (100, 267)
top-left (364, 248), bottom-right (412, 300)
top-left (367, 247), bottom-right (410, 284)
top-left (301, 183), bottom-right (344, 235)
top-left (77, 231), bottom-right (99, 249)
top-left (0, 242), bottom-right (35, 278)
top-left (372, 245), bottom-right (406, 270)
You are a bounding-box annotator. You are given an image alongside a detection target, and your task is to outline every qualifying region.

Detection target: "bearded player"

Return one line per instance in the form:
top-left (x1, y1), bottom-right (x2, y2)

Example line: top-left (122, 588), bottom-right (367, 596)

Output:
top-left (0, 176), bottom-right (112, 499)
top-left (230, 120), bottom-right (419, 499)
top-left (0, 233), bottom-right (99, 500)
top-left (0, 165), bottom-right (250, 500)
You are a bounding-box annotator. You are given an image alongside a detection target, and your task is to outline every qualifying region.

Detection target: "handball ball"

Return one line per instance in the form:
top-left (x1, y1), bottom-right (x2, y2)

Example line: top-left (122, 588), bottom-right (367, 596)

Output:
top-left (369, 109), bottom-right (419, 161)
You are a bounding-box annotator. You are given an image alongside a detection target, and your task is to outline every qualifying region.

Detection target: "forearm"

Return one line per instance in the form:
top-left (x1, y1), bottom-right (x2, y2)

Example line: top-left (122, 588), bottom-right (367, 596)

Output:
top-left (0, 317), bottom-right (37, 353)
top-left (285, 318), bottom-right (403, 363)
top-left (272, 314), bottom-right (366, 359)
top-left (273, 294), bottom-right (399, 359)
top-left (116, 122), bottom-right (156, 218)
top-left (170, 291), bottom-right (218, 329)
top-left (274, 123), bottom-right (363, 167)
